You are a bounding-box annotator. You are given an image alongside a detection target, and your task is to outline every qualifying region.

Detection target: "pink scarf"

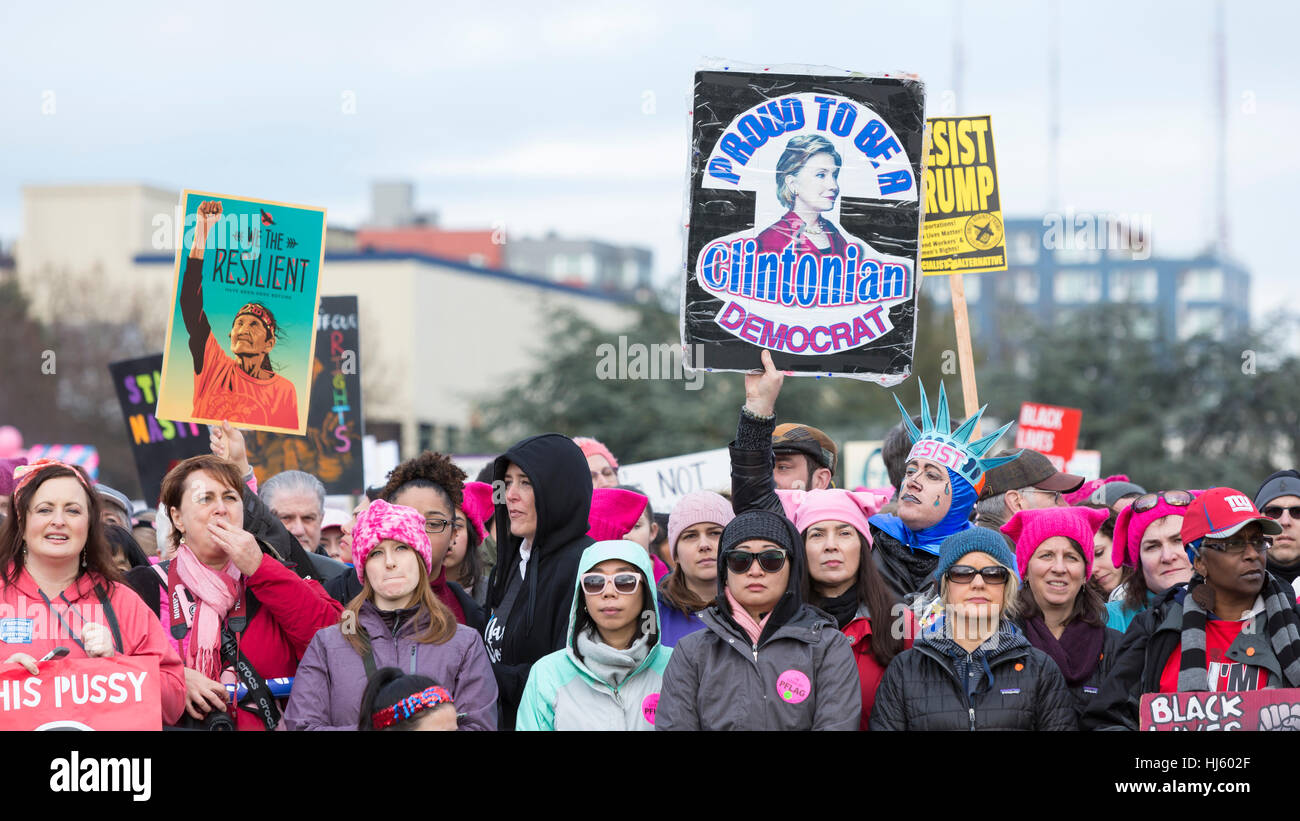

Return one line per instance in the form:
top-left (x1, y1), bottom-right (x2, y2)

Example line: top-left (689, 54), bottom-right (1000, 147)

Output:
top-left (725, 588), bottom-right (771, 645)
top-left (174, 545), bottom-right (242, 680)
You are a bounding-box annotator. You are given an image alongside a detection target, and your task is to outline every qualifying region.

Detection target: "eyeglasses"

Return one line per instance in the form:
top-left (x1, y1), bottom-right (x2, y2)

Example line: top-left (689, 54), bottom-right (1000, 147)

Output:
top-left (945, 565), bottom-right (1011, 585)
top-left (1202, 537), bottom-right (1272, 556)
top-left (724, 549), bottom-right (789, 574)
top-left (1131, 490), bottom-right (1194, 513)
top-left (581, 572), bottom-right (642, 595)
top-left (423, 518), bottom-right (453, 534)
top-left (1263, 505), bottom-right (1300, 521)
top-left (1020, 488), bottom-right (1062, 505)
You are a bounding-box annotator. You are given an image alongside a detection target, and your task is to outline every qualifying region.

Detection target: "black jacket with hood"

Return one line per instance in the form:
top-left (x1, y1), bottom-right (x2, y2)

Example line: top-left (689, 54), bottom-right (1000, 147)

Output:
top-left (656, 509), bottom-right (861, 730)
top-left (484, 434), bottom-right (594, 729)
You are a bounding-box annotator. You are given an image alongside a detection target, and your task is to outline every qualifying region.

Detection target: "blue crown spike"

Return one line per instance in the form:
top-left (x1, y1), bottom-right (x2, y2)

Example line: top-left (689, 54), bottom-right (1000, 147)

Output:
top-left (916, 380), bottom-right (933, 433)
top-left (968, 419), bottom-right (1016, 459)
top-left (893, 393), bottom-right (923, 443)
top-left (949, 412), bottom-right (981, 445)
top-left (898, 386), bottom-right (1021, 490)
top-left (934, 382), bottom-right (951, 434)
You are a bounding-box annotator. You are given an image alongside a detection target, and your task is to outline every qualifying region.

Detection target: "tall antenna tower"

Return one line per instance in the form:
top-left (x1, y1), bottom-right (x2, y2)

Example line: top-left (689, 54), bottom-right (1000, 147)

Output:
top-left (952, 0), bottom-right (963, 111)
top-left (1047, 0), bottom-right (1060, 213)
top-left (1214, 0), bottom-right (1229, 256)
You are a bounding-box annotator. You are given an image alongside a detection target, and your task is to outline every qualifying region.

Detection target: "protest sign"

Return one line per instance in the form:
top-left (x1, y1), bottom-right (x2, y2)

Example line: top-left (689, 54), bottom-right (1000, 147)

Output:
top-left (21, 445), bottom-right (99, 480)
top-left (1140, 689), bottom-right (1300, 731)
top-left (243, 297), bottom-right (365, 495)
top-left (1066, 449), bottom-right (1101, 482)
top-left (109, 355), bottom-right (210, 506)
top-left (682, 61), bottom-right (927, 385)
top-left (0, 656), bottom-right (162, 730)
top-left (618, 448), bottom-right (731, 512)
top-left (920, 115), bottom-right (1007, 275)
top-left (157, 190), bottom-right (326, 435)
top-left (1015, 401), bottom-right (1083, 469)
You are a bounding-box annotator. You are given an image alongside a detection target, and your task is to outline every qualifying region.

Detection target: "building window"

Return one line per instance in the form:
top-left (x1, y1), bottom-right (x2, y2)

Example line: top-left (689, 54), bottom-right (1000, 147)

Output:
top-left (1180, 268), bottom-right (1223, 301)
top-left (418, 423), bottom-right (434, 454)
top-left (1053, 270), bottom-right (1101, 303)
top-left (1109, 269), bottom-right (1157, 302)
top-left (1179, 307), bottom-right (1222, 341)
top-left (1010, 230), bottom-right (1039, 265)
top-left (1001, 269), bottom-right (1038, 304)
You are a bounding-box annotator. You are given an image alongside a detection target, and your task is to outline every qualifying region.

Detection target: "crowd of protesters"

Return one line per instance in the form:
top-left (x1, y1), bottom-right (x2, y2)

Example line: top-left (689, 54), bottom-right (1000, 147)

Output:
top-left (2, 351), bottom-right (1298, 732)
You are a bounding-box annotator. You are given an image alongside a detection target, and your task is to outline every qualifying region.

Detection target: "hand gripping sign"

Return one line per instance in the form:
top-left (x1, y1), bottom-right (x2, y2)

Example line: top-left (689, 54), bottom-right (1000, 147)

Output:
top-left (0, 655), bottom-right (162, 730)
top-left (682, 60), bottom-right (927, 385)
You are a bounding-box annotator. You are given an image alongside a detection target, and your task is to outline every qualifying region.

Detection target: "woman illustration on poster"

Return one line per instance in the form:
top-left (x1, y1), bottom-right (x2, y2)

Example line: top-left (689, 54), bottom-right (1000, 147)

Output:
top-left (180, 200), bottom-right (299, 431)
top-left (755, 134), bottom-right (873, 259)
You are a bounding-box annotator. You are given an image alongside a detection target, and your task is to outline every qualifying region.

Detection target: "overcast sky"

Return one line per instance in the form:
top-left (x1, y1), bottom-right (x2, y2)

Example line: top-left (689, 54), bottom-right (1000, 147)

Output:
top-left (2, 0), bottom-right (1295, 321)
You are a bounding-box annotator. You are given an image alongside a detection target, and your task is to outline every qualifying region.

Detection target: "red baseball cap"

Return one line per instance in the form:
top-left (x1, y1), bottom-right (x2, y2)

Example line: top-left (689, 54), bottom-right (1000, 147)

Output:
top-left (1180, 486), bottom-right (1283, 544)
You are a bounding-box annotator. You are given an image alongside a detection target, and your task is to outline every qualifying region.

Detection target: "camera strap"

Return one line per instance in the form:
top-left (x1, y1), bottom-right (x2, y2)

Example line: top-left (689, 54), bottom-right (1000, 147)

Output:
top-left (220, 618), bottom-right (280, 731)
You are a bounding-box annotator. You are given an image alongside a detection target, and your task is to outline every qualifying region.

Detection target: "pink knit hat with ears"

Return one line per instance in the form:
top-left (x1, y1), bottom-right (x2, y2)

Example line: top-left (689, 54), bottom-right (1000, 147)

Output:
top-left (778, 489), bottom-right (888, 546)
top-left (587, 487), bottom-right (648, 542)
top-left (461, 481), bottom-right (495, 544)
top-left (1001, 506), bottom-right (1111, 579)
top-left (1110, 490), bottom-right (1202, 570)
top-left (667, 491), bottom-right (735, 558)
top-left (573, 437), bottom-right (619, 470)
top-left (351, 499), bottom-right (433, 583)
top-left (1063, 474), bottom-right (1131, 507)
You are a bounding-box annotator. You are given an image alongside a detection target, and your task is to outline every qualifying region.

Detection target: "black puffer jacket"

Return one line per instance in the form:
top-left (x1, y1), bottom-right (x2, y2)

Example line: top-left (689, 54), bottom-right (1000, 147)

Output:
top-left (1072, 627), bottom-right (1123, 719)
top-left (1080, 583), bottom-right (1300, 731)
top-left (870, 624), bottom-right (1077, 731)
top-left (1015, 620), bottom-right (1124, 721)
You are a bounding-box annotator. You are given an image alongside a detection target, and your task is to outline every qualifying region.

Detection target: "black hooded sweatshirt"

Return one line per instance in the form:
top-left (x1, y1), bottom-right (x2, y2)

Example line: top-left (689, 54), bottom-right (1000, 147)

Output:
top-left (483, 434), bottom-right (594, 729)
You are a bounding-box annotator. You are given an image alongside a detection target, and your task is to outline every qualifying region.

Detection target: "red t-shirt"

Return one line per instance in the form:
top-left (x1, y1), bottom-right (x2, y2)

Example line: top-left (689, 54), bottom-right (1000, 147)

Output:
top-left (1158, 618), bottom-right (1268, 693)
top-left (192, 333), bottom-right (299, 429)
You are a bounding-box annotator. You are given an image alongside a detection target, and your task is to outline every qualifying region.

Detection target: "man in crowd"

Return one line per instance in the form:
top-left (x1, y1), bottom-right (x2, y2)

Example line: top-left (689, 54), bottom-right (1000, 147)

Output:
top-left (260, 470), bottom-right (349, 582)
top-left (1256, 469), bottom-right (1300, 586)
top-left (96, 483), bottom-right (134, 528)
top-left (972, 448), bottom-right (1083, 531)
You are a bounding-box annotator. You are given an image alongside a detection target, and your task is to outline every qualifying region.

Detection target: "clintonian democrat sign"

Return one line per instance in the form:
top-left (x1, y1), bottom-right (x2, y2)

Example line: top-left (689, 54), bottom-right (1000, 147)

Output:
top-left (681, 60), bottom-right (926, 385)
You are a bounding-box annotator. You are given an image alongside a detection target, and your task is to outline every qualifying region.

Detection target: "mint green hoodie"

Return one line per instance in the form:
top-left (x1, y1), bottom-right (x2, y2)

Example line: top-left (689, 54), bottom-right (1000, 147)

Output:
top-left (517, 540), bottom-right (673, 730)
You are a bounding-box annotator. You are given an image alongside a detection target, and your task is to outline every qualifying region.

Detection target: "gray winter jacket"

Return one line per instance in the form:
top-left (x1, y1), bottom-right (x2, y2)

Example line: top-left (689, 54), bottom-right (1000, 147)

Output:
top-left (655, 604), bottom-right (861, 731)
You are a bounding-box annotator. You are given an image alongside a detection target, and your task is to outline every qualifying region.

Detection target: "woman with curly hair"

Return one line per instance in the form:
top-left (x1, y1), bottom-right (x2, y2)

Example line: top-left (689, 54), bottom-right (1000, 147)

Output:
top-left (325, 451), bottom-right (485, 630)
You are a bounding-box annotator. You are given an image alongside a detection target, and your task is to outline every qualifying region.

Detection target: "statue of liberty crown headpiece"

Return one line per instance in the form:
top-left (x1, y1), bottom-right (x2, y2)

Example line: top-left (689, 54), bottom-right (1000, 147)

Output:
top-left (893, 380), bottom-right (1020, 493)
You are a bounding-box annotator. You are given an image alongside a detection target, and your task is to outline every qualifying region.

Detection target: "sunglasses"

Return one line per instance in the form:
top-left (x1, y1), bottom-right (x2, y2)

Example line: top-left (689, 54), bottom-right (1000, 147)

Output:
top-left (1131, 490), bottom-right (1194, 513)
top-left (945, 565), bottom-right (1011, 585)
top-left (724, 549), bottom-right (789, 574)
top-left (1263, 505), bottom-right (1300, 521)
top-left (580, 572), bottom-right (642, 595)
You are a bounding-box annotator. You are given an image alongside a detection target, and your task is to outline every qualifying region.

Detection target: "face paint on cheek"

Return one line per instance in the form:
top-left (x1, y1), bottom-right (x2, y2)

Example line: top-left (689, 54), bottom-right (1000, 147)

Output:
top-left (944, 483), bottom-right (950, 496)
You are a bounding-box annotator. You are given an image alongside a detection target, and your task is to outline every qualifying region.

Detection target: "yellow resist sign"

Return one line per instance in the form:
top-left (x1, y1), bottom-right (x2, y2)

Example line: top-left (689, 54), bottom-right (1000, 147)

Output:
top-left (920, 115), bottom-right (1007, 276)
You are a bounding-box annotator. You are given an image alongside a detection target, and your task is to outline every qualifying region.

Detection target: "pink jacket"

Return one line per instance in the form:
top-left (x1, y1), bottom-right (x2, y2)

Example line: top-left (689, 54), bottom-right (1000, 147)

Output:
top-left (0, 565), bottom-right (187, 725)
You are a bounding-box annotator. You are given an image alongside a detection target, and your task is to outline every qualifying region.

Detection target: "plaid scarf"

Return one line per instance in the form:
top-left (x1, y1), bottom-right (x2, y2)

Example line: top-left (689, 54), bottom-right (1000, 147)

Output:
top-left (923, 618), bottom-right (1028, 700)
top-left (1178, 574), bottom-right (1300, 691)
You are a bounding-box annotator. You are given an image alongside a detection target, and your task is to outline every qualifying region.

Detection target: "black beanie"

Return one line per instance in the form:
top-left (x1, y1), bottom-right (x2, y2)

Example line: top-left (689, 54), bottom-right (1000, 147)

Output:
top-left (720, 509), bottom-right (797, 555)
